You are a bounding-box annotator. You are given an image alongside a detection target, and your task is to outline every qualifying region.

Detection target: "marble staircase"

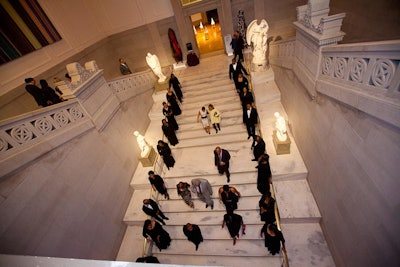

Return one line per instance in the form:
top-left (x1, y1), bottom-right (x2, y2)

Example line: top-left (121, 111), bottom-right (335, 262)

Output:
top-left (117, 54), bottom-right (335, 267)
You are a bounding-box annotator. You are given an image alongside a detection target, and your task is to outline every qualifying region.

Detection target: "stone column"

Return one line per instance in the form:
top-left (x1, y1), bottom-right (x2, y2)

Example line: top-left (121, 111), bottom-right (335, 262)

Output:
top-left (293, 0), bottom-right (346, 98)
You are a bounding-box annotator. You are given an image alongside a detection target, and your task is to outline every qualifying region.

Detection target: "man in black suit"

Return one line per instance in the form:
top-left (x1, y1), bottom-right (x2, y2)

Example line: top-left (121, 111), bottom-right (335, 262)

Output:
top-left (142, 199), bottom-right (169, 225)
top-left (119, 58), bottom-right (132, 75)
top-left (251, 135), bottom-right (266, 161)
top-left (214, 146), bottom-right (231, 183)
top-left (25, 77), bottom-right (50, 107)
top-left (244, 103), bottom-right (258, 139)
top-left (229, 58), bottom-right (248, 90)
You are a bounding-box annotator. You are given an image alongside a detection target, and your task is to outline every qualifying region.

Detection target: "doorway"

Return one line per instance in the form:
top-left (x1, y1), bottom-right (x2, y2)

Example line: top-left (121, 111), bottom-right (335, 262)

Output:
top-left (190, 9), bottom-right (224, 55)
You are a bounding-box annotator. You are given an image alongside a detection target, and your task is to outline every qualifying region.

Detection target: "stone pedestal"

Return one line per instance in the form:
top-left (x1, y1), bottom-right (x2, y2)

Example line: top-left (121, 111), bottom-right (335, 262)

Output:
top-left (154, 80), bottom-right (169, 93)
top-left (173, 62), bottom-right (187, 70)
top-left (138, 146), bottom-right (157, 167)
top-left (273, 130), bottom-right (291, 155)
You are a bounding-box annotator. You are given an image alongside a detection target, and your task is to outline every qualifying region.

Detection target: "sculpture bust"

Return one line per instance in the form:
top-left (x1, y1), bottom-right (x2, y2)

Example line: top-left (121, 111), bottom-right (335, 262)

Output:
top-left (134, 131), bottom-right (150, 157)
top-left (146, 52), bottom-right (166, 83)
top-left (274, 112), bottom-right (287, 141)
top-left (246, 19), bottom-right (269, 65)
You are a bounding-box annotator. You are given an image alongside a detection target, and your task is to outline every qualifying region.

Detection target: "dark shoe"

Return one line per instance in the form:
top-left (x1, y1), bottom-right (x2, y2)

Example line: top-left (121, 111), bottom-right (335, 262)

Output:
top-left (206, 204), bottom-right (209, 208)
top-left (211, 204), bottom-right (214, 210)
top-left (227, 178), bottom-right (230, 183)
top-left (164, 217), bottom-right (169, 220)
top-left (247, 136), bottom-right (251, 139)
top-left (195, 244), bottom-right (199, 251)
top-left (161, 221), bottom-right (166, 225)
top-left (251, 159), bottom-right (257, 161)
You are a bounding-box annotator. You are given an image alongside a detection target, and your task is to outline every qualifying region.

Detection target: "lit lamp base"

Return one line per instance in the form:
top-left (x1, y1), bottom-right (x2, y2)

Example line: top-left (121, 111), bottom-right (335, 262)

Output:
top-left (154, 79), bottom-right (169, 93)
top-left (139, 146), bottom-right (157, 167)
top-left (273, 130), bottom-right (291, 155)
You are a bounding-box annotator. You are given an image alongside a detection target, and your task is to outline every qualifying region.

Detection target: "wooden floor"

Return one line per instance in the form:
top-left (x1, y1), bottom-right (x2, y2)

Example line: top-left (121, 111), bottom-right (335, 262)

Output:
top-left (194, 23), bottom-right (224, 54)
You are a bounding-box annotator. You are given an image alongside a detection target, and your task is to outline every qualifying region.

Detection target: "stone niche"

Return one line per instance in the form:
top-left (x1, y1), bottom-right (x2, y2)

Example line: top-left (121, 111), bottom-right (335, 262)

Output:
top-left (273, 130), bottom-right (291, 155)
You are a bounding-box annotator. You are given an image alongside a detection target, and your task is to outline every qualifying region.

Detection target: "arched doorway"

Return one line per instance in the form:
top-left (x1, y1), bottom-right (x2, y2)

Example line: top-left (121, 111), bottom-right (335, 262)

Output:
top-left (190, 9), bottom-right (224, 55)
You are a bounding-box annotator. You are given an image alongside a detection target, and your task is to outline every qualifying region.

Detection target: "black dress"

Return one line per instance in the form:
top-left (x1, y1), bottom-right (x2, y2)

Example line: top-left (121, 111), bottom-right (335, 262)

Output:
top-left (236, 76), bottom-right (249, 94)
top-left (224, 213), bottom-right (243, 238)
top-left (259, 196), bottom-right (276, 224)
top-left (149, 175), bottom-right (167, 195)
top-left (157, 142), bottom-right (175, 169)
top-left (166, 91), bottom-right (181, 116)
top-left (221, 190), bottom-right (239, 212)
top-left (183, 224), bottom-right (203, 247)
top-left (142, 221), bottom-right (171, 251)
top-left (42, 86), bottom-right (62, 104)
top-left (262, 224), bottom-right (285, 255)
top-left (169, 76), bottom-right (183, 102)
top-left (162, 122), bottom-right (179, 146)
top-left (163, 106), bottom-right (179, 130)
top-left (257, 156), bottom-right (272, 194)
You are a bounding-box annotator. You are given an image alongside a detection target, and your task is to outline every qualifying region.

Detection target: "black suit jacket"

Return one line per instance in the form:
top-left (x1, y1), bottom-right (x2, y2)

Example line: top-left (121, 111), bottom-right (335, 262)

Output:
top-left (229, 61), bottom-right (248, 80)
top-left (26, 84), bottom-right (47, 107)
top-left (244, 107), bottom-right (258, 125)
top-left (142, 199), bottom-right (160, 217)
top-left (214, 149), bottom-right (231, 168)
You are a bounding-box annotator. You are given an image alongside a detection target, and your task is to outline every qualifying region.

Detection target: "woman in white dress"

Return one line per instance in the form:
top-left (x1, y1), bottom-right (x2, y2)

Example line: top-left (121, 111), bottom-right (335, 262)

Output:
top-left (208, 104), bottom-right (221, 133)
top-left (197, 106), bottom-right (211, 134)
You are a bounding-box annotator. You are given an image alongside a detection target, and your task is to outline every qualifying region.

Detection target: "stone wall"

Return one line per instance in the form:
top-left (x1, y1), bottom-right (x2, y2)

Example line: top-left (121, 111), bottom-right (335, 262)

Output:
top-left (273, 66), bottom-right (400, 267)
top-left (0, 89), bottom-right (153, 259)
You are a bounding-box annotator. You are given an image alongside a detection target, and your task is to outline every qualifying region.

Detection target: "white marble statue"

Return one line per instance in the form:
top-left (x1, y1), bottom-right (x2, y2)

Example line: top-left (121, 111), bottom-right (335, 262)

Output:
top-left (246, 19), bottom-right (269, 65)
top-left (134, 131), bottom-right (150, 157)
top-left (146, 53), bottom-right (166, 83)
top-left (274, 112), bottom-right (287, 141)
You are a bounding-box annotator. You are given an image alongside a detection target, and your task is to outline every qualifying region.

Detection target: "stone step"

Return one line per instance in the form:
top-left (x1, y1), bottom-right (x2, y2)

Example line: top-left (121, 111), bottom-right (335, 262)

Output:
top-left (280, 223), bottom-right (336, 267)
top-left (155, 254), bottom-right (282, 267)
top-left (154, 239), bottom-right (275, 257)
top-left (175, 123), bottom-right (246, 138)
top-left (116, 225), bottom-right (145, 262)
top-left (125, 208), bottom-right (266, 226)
top-left (176, 104), bottom-right (243, 125)
top-left (183, 79), bottom-right (233, 94)
top-left (174, 132), bottom-right (249, 149)
top-left (162, 224), bottom-right (266, 240)
top-left (274, 179), bottom-right (321, 223)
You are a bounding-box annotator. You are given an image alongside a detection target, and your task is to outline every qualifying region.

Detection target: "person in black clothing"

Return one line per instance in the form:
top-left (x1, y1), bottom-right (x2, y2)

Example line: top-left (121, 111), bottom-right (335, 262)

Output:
top-left (229, 58), bottom-right (248, 90)
top-left (40, 79), bottom-right (63, 104)
top-left (25, 78), bottom-right (51, 107)
top-left (236, 73), bottom-right (249, 94)
top-left (142, 199), bottom-right (169, 225)
top-left (243, 103), bottom-right (258, 139)
top-left (240, 87), bottom-right (254, 123)
top-left (256, 153), bottom-right (272, 194)
top-left (169, 74), bottom-right (183, 102)
top-left (234, 31), bottom-right (245, 62)
top-left (148, 170), bottom-right (170, 199)
top-left (183, 223), bottom-right (203, 251)
top-left (157, 140), bottom-right (175, 170)
top-left (251, 135), bottom-right (266, 161)
top-left (260, 223), bottom-right (286, 255)
top-left (166, 87), bottom-right (181, 116)
top-left (143, 219), bottom-right (171, 251)
top-left (259, 192), bottom-right (276, 224)
top-left (218, 185), bottom-right (241, 212)
top-left (161, 119), bottom-right (179, 146)
top-left (162, 102), bottom-right (179, 131)
top-left (222, 210), bottom-right (246, 245)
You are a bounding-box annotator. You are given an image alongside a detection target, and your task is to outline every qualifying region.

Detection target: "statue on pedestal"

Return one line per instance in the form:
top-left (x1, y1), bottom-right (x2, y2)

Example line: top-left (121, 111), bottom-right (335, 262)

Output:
top-left (246, 19), bottom-right (269, 65)
top-left (134, 131), bottom-right (150, 157)
top-left (146, 53), bottom-right (166, 83)
top-left (274, 112), bottom-right (287, 141)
